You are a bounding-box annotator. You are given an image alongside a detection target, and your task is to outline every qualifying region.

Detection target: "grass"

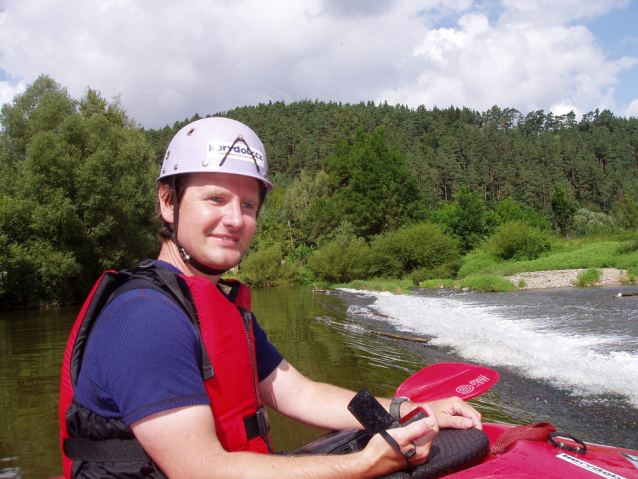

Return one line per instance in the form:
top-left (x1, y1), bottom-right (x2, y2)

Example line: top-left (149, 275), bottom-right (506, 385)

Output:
top-left (335, 233), bottom-right (638, 294)
top-left (458, 236), bottom-right (638, 280)
top-left (420, 279), bottom-right (457, 289)
top-left (572, 268), bottom-right (602, 287)
top-left (459, 275), bottom-right (518, 292)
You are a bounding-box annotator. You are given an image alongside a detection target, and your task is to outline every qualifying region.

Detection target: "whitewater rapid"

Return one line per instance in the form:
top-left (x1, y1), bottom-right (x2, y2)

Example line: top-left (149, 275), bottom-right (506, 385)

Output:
top-left (343, 288), bottom-right (638, 406)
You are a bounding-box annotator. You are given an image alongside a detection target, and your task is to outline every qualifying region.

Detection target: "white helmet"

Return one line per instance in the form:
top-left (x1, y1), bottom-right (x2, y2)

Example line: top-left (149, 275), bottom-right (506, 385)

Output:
top-left (158, 116), bottom-right (273, 192)
top-left (158, 117), bottom-right (272, 276)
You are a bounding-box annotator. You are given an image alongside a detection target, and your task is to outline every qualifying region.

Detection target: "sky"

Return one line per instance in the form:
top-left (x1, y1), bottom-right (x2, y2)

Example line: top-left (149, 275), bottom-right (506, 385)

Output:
top-left (0, 0), bottom-right (637, 130)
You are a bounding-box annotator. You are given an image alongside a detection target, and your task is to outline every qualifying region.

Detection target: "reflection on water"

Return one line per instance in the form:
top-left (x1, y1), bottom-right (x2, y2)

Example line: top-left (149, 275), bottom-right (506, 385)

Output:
top-left (1, 285), bottom-right (637, 478)
top-left (1, 306), bottom-right (78, 479)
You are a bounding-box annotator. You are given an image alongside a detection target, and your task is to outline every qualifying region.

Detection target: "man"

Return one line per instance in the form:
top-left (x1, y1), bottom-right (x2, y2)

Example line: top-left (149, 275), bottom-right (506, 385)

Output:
top-left (59, 117), bottom-right (481, 478)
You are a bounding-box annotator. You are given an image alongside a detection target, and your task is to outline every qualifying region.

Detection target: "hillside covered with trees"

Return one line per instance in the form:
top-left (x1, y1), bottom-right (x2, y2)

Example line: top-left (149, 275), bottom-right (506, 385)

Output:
top-left (2, 75), bottom-right (638, 308)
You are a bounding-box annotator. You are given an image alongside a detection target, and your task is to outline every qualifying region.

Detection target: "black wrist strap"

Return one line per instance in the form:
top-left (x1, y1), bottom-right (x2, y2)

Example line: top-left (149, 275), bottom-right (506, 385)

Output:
top-left (390, 396), bottom-right (409, 421)
top-left (378, 430), bottom-right (415, 468)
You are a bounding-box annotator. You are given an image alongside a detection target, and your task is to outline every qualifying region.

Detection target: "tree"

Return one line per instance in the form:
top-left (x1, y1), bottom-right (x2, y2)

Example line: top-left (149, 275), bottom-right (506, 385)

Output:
top-left (494, 197), bottom-right (550, 230)
top-left (326, 127), bottom-right (426, 238)
top-left (615, 196), bottom-right (638, 230)
top-left (432, 187), bottom-right (497, 252)
top-left (0, 77), bottom-right (157, 308)
top-left (0, 75), bottom-right (76, 163)
top-left (550, 183), bottom-right (576, 236)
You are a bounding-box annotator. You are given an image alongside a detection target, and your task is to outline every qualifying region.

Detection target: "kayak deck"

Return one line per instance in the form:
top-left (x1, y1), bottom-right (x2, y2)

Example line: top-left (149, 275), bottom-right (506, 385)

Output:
top-left (447, 423), bottom-right (638, 478)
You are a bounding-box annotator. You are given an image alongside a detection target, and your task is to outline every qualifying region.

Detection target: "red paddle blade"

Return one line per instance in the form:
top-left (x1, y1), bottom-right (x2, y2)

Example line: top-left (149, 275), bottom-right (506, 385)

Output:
top-left (395, 362), bottom-right (499, 402)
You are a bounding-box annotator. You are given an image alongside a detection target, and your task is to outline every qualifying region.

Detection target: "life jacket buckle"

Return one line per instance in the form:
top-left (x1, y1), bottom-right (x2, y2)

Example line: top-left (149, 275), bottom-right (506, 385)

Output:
top-left (255, 406), bottom-right (269, 437)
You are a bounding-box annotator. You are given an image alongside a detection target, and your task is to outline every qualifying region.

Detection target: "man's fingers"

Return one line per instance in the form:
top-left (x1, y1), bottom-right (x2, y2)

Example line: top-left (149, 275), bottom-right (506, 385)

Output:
top-left (425, 398), bottom-right (483, 430)
top-left (386, 417), bottom-right (438, 465)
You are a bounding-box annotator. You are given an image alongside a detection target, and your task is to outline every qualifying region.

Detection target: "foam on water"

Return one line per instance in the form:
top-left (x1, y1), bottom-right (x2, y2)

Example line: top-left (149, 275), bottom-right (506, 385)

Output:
top-left (343, 290), bottom-right (638, 406)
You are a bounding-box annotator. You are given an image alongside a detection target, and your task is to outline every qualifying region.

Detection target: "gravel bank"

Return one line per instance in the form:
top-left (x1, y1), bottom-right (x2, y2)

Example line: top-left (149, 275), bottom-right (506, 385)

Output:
top-left (504, 268), bottom-right (629, 290)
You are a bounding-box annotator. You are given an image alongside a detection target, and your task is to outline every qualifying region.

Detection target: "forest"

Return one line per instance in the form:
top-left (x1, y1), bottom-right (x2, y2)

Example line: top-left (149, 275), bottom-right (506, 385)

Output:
top-left (1, 75), bottom-right (638, 308)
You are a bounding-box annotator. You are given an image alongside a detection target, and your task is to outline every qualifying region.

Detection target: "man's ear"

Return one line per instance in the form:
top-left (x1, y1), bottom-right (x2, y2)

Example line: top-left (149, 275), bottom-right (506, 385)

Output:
top-left (158, 183), bottom-right (174, 225)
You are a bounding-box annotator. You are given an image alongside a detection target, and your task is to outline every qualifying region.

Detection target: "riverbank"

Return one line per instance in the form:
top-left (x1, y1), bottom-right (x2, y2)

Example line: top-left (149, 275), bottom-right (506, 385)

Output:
top-left (504, 268), bottom-right (631, 290)
top-left (339, 267), bottom-right (637, 294)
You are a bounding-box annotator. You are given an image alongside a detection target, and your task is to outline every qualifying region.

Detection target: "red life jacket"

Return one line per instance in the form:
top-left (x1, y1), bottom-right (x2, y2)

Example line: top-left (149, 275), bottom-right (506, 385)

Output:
top-left (59, 262), bottom-right (272, 479)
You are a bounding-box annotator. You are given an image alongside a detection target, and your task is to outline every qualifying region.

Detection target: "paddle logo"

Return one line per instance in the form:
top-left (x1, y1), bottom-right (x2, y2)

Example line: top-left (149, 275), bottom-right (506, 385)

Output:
top-left (455, 374), bottom-right (491, 395)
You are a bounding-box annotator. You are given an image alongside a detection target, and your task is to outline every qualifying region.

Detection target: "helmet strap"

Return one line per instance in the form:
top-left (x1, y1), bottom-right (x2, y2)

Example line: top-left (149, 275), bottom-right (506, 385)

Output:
top-left (169, 176), bottom-right (230, 277)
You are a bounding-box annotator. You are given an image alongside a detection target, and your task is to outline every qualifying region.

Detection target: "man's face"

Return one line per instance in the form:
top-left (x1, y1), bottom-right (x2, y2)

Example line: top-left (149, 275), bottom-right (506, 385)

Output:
top-left (172, 172), bottom-right (260, 272)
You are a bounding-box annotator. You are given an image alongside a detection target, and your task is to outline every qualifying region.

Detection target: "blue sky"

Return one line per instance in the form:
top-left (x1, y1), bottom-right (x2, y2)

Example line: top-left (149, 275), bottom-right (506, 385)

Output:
top-left (586, 1), bottom-right (638, 111)
top-left (0, 0), bottom-right (636, 129)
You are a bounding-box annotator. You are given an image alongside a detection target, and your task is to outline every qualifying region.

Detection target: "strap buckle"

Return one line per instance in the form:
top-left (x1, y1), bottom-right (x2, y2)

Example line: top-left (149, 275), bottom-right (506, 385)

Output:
top-left (255, 406), bottom-right (269, 437)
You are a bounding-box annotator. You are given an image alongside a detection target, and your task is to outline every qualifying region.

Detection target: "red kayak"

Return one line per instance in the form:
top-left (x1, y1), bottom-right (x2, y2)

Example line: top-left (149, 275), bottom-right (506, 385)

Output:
top-left (394, 364), bottom-right (638, 478)
top-left (448, 422), bottom-right (638, 478)
top-left (291, 363), bottom-right (638, 478)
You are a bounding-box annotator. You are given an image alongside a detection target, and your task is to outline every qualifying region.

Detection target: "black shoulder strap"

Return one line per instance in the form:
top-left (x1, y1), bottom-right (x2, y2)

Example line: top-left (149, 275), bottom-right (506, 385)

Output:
top-left (115, 261), bottom-right (214, 381)
top-left (71, 261), bottom-right (214, 387)
top-left (132, 264), bottom-right (214, 381)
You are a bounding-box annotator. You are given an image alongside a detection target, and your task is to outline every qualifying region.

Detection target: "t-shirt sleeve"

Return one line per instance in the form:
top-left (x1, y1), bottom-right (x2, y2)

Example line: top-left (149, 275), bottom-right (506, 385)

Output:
top-left (75, 289), bottom-right (210, 425)
top-left (253, 314), bottom-right (284, 381)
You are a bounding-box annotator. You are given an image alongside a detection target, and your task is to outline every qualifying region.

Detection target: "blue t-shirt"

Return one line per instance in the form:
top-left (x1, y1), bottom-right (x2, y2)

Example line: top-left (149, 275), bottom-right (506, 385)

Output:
top-left (74, 262), bottom-right (283, 425)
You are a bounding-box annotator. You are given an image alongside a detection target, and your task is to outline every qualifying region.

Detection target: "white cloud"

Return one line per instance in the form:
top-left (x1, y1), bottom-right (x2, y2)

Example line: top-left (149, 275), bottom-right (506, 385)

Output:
top-left (0, 0), bottom-right (635, 128)
top-left (550, 100), bottom-right (581, 119)
top-left (379, 11), bottom-right (637, 116)
top-left (0, 79), bottom-right (25, 109)
top-left (626, 99), bottom-right (638, 118)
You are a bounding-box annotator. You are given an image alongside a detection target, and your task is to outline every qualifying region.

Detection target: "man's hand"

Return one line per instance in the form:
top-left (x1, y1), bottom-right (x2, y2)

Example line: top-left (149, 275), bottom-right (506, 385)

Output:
top-left (417, 396), bottom-right (482, 430)
top-left (362, 415), bottom-right (438, 477)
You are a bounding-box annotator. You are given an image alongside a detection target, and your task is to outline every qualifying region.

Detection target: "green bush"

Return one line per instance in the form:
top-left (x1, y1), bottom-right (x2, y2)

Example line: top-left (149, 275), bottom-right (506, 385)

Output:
top-left (625, 267), bottom-right (638, 283)
top-left (487, 221), bottom-right (551, 261)
top-left (616, 236), bottom-right (638, 254)
top-left (456, 251), bottom-right (502, 279)
top-left (459, 274), bottom-right (518, 292)
top-left (309, 234), bottom-right (372, 283)
top-left (408, 263), bottom-right (459, 283)
top-left (241, 245), bottom-right (301, 288)
top-left (572, 268), bottom-right (602, 287)
top-left (573, 209), bottom-right (616, 236)
top-left (0, 238), bottom-right (81, 308)
top-left (370, 222), bottom-right (460, 278)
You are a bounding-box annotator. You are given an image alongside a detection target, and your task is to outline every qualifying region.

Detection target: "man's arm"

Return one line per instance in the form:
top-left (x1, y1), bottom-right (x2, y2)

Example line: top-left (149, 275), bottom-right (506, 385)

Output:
top-left (259, 360), bottom-right (482, 432)
top-left (130, 403), bottom-right (437, 479)
top-left (259, 359), bottom-right (364, 430)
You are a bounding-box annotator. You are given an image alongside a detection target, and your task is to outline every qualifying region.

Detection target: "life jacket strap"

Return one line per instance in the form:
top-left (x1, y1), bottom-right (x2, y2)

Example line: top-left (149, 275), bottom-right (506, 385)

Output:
top-left (244, 406), bottom-right (270, 440)
top-left (64, 408), bottom-right (269, 462)
top-left (63, 437), bottom-right (150, 462)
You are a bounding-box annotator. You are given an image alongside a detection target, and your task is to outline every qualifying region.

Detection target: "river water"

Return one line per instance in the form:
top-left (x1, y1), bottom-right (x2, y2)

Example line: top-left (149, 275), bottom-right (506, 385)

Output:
top-left (1, 284), bottom-right (637, 478)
